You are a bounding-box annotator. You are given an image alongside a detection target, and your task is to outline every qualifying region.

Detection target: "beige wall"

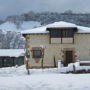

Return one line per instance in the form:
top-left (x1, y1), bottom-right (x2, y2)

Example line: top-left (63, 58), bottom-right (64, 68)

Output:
top-left (74, 34), bottom-right (90, 60)
top-left (62, 38), bottom-right (73, 44)
top-left (29, 34), bottom-right (49, 45)
top-left (51, 38), bottom-right (73, 44)
top-left (51, 38), bottom-right (61, 43)
top-left (25, 33), bottom-right (90, 68)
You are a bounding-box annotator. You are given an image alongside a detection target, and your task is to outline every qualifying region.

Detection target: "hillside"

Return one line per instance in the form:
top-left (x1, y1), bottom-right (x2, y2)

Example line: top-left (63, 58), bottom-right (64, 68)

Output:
top-left (0, 21), bottom-right (41, 49)
top-left (0, 21), bottom-right (41, 31)
top-left (4, 11), bottom-right (90, 27)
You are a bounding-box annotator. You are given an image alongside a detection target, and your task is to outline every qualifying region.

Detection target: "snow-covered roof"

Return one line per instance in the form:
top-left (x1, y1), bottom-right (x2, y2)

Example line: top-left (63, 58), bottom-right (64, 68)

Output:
top-left (46, 21), bottom-right (77, 28)
top-left (21, 26), bottom-right (49, 34)
top-left (77, 26), bottom-right (90, 33)
top-left (21, 21), bottom-right (90, 34)
top-left (0, 49), bottom-right (25, 57)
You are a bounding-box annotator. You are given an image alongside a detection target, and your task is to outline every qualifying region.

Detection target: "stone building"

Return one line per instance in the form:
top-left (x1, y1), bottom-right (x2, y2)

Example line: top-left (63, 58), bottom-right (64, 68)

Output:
top-left (22, 21), bottom-right (90, 68)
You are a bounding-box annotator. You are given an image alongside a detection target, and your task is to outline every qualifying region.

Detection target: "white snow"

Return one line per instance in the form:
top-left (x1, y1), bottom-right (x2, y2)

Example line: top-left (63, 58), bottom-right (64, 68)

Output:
top-left (58, 63), bottom-right (74, 73)
top-left (0, 21), bottom-right (90, 34)
top-left (58, 60), bottom-right (64, 68)
top-left (21, 21), bottom-right (41, 30)
top-left (75, 66), bottom-right (90, 71)
top-left (0, 21), bottom-right (41, 32)
top-left (74, 62), bottom-right (80, 67)
top-left (21, 26), bottom-right (49, 34)
top-left (58, 62), bottom-right (90, 73)
top-left (78, 26), bottom-right (90, 33)
top-left (47, 21), bottom-right (77, 28)
top-left (80, 60), bottom-right (90, 63)
top-left (21, 21), bottom-right (90, 34)
top-left (21, 21), bottom-right (76, 34)
top-left (0, 22), bottom-right (17, 31)
top-left (0, 49), bottom-right (25, 57)
top-left (0, 65), bottom-right (90, 90)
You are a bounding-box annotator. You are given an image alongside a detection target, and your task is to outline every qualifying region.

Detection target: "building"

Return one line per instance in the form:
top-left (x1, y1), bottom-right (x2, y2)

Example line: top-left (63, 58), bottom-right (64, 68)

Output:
top-left (0, 49), bottom-right (25, 67)
top-left (22, 21), bottom-right (90, 69)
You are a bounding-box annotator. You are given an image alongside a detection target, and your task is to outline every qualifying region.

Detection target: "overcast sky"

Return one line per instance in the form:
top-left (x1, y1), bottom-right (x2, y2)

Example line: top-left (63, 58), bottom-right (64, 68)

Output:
top-left (0, 0), bottom-right (90, 20)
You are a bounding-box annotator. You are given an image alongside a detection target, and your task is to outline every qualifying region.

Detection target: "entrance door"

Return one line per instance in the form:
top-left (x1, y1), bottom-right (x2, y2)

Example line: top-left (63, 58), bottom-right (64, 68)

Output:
top-left (65, 51), bottom-right (73, 66)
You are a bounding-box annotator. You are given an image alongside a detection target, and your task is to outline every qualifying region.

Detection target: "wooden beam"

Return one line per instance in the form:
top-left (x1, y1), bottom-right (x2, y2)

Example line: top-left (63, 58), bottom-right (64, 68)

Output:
top-left (2, 57), bottom-right (4, 67)
top-left (12, 57), bottom-right (15, 66)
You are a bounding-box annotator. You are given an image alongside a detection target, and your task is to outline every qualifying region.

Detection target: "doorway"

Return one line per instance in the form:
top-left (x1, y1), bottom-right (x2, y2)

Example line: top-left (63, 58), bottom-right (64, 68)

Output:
top-left (64, 51), bottom-right (73, 66)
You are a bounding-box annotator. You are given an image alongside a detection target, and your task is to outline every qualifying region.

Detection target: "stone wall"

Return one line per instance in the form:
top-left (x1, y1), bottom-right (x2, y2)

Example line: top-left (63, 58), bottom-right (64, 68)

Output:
top-left (25, 33), bottom-right (90, 68)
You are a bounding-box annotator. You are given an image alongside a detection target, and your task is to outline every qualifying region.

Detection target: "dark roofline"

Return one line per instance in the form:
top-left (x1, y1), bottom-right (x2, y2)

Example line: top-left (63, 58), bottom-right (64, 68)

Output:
top-left (0, 56), bottom-right (24, 58)
top-left (22, 33), bottom-right (49, 37)
top-left (47, 27), bottom-right (78, 32)
top-left (75, 32), bottom-right (90, 34)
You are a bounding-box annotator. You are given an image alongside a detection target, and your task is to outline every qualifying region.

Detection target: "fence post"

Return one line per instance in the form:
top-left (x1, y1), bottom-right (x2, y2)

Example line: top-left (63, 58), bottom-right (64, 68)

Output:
top-left (73, 64), bottom-right (76, 73)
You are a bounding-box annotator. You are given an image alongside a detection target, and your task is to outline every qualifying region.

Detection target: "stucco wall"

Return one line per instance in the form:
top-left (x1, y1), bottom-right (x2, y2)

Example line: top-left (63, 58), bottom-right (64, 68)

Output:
top-left (74, 34), bottom-right (90, 60)
top-left (51, 38), bottom-right (61, 43)
top-left (62, 38), bottom-right (73, 44)
top-left (29, 34), bottom-right (49, 45)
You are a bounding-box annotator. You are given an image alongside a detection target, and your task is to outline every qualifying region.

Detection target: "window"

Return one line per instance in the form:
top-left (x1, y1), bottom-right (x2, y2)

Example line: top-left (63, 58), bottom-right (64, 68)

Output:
top-left (50, 30), bottom-right (61, 38)
top-left (50, 30), bottom-right (73, 38)
top-left (63, 30), bottom-right (73, 37)
top-left (33, 50), bottom-right (42, 58)
top-left (51, 30), bottom-right (57, 38)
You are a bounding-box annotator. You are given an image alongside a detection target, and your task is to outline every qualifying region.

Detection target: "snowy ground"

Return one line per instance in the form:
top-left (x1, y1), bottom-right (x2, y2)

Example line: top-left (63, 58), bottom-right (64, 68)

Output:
top-left (0, 65), bottom-right (90, 90)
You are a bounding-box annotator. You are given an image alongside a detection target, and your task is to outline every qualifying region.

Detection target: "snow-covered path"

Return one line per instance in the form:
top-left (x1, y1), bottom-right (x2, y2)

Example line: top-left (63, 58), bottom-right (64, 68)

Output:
top-left (0, 66), bottom-right (90, 90)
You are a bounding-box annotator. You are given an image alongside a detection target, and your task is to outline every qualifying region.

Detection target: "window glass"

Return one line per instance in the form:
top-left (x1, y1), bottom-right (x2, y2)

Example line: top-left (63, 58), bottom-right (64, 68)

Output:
top-left (63, 30), bottom-right (73, 37)
top-left (51, 30), bottom-right (57, 37)
top-left (50, 30), bottom-right (61, 38)
top-left (33, 50), bottom-right (42, 58)
top-left (50, 29), bottom-right (73, 38)
top-left (68, 30), bottom-right (73, 37)
top-left (14, 57), bottom-right (24, 66)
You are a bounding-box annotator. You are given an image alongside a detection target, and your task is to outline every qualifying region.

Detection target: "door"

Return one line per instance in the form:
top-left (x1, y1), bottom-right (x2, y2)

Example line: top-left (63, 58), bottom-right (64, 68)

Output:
top-left (65, 51), bottom-right (73, 66)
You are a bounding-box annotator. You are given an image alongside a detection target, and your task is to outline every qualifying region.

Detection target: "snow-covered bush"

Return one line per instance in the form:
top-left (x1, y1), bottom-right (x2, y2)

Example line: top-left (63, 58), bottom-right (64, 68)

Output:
top-left (58, 60), bottom-right (64, 69)
top-left (74, 62), bottom-right (80, 67)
